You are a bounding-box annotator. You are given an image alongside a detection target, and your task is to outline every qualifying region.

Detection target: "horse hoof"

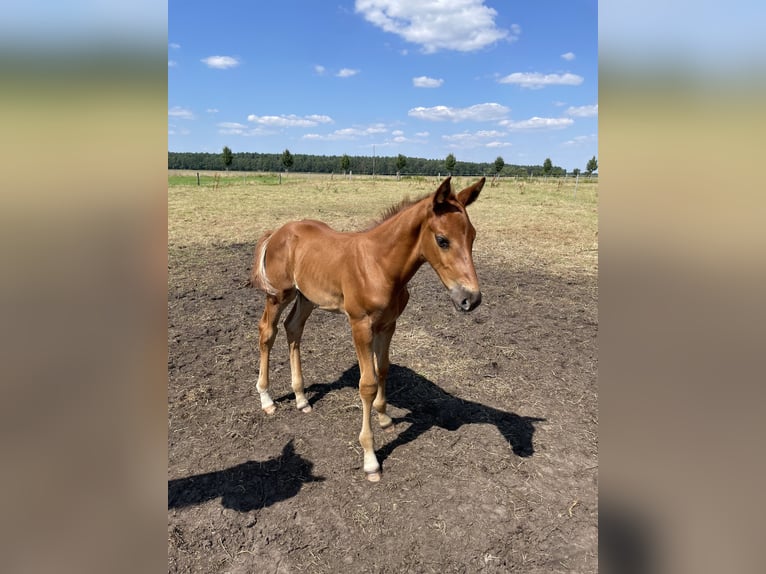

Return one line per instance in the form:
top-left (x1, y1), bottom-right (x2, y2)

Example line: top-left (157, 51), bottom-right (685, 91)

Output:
top-left (263, 405), bottom-right (277, 415)
top-left (365, 471), bottom-right (381, 483)
top-left (378, 414), bottom-right (393, 429)
top-left (300, 405), bottom-right (313, 413)
top-left (383, 423), bottom-right (396, 434)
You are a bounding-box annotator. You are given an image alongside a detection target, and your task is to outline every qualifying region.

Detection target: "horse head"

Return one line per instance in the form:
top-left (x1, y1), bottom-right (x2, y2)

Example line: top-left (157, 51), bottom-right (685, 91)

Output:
top-left (422, 176), bottom-right (485, 312)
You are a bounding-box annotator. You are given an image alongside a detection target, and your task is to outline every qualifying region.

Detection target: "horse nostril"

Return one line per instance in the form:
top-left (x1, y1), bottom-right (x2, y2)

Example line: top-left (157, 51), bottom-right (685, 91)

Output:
top-left (452, 288), bottom-right (481, 312)
top-left (463, 291), bottom-right (481, 311)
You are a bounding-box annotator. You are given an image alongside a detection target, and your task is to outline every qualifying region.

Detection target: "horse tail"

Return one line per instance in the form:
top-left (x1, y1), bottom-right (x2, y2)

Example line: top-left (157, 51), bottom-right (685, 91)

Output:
top-left (250, 231), bottom-right (279, 295)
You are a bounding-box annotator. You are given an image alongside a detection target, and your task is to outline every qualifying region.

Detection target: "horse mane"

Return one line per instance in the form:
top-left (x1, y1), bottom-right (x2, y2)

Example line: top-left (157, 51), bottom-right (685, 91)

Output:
top-left (364, 193), bottom-right (430, 230)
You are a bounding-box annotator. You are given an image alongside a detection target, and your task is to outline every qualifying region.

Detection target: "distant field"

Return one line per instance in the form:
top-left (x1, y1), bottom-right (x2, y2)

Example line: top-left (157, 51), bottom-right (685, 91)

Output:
top-left (168, 171), bottom-right (281, 187)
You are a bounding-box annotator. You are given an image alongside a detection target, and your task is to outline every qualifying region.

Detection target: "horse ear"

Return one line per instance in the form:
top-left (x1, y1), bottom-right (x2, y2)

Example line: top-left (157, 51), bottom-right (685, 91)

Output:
top-left (433, 176), bottom-right (452, 206)
top-left (457, 177), bottom-right (485, 207)
top-left (281, 439), bottom-right (295, 459)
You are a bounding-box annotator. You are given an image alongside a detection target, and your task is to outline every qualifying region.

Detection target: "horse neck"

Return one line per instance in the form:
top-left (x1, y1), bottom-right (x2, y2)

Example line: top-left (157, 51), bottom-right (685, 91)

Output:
top-left (365, 200), bottom-right (428, 286)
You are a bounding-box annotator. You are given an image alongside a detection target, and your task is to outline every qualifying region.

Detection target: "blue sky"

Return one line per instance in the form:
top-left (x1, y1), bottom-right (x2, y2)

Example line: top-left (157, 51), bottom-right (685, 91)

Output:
top-left (169, 0), bottom-right (597, 171)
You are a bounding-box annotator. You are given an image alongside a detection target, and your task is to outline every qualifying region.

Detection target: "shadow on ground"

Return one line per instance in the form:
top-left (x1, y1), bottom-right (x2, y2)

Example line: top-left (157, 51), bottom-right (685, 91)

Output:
top-left (168, 440), bottom-right (324, 512)
top-left (287, 363), bottom-right (545, 465)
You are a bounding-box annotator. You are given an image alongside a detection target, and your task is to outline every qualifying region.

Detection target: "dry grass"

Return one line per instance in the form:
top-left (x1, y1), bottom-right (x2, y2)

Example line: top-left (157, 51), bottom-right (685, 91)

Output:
top-left (168, 171), bottom-right (598, 278)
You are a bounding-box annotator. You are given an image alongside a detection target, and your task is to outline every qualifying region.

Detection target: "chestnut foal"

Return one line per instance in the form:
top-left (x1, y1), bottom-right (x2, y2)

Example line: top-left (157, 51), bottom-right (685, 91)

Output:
top-left (250, 176), bottom-right (484, 481)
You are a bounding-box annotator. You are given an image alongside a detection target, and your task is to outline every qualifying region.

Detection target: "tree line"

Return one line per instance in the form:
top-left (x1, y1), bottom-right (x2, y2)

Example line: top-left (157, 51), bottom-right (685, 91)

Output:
top-left (170, 150), bottom-right (597, 177)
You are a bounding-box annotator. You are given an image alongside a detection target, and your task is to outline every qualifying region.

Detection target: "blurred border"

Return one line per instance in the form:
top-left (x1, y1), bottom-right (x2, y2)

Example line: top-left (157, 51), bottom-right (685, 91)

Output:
top-left (0, 4), bottom-right (167, 574)
top-left (2, 2), bottom-right (765, 573)
top-left (600, 2), bottom-right (766, 573)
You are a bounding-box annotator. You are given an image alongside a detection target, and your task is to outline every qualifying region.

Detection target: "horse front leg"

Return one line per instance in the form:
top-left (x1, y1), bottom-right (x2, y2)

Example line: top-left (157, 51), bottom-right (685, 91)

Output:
top-left (256, 292), bottom-right (294, 414)
top-left (351, 317), bottom-right (381, 482)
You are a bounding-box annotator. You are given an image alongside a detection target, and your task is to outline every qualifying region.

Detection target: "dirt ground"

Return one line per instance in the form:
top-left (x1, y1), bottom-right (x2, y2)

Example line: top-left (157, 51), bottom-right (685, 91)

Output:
top-left (168, 227), bottom-right (597, 572)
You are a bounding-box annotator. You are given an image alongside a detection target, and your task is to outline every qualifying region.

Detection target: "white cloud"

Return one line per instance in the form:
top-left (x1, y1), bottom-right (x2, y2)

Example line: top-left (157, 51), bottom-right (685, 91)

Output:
top-left (365, 123), bottom-right (389, 134)
top-left (442, 130), bottom-right (505, 142)
top-left (335, 128), bottom-right (368, 138)
top-left (207, 108), bottom-right (219, 114)
top-left (388, 130), bottom-right (428, 145)
top-left (201, 55), bottom-right (240, 69)
top-left (336, 68), bottom-right (359, 78)
top-left (561, 52), bottom-right (576, 61)
top-left (303, 123), bottom-right (389, 141)
top-left (217, 122), bottom-right (247, 135)
top-left (498, 72), bottom-right (583, 89)
top-left (169, 43), bottom-right (181, 50)
top-left (168, 106), bottom-right (195, 120)
top-left (314, 65), bottom-right (326, 75)
top-left (355, 0), bottom-right (517, 53)
top-left (412, 75), bottom-right (443, 88)
top-left (247, 114), bottom-right (333, 127)
top-left (442, 129), bottom-right (511, 149)
top-left (442, 133), bottom-right (474, 143)
top-left (475, 129), bottom-right (505, 138)
top-left (565, 104), bottom-right (598, 118)
top-left (306, 114), bottom-right (335, 124)
top-left (217, 122), bottom-right (276, 137)
top-left (169, 122), bottom-right (190, 136)
top-left (408, 102), bottom-right (509, 122)
top-left (499, 117), bottom-right (573, 130)
top-left (331, 125), bottom-right (386, 137)
top-left (563, 134), bottom-right (597, 147)
top-left (168, 60), bottom-right (177, 67)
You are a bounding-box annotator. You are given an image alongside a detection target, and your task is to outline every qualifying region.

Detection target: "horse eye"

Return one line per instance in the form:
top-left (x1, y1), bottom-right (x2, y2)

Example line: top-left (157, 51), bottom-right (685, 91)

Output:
top-left (436, 235), bottom-right (450, 249)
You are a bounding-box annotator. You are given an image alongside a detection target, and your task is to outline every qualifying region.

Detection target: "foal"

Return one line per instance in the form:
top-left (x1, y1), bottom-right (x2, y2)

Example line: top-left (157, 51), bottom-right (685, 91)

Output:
top-left (250, 176), bottom-right (484, 481)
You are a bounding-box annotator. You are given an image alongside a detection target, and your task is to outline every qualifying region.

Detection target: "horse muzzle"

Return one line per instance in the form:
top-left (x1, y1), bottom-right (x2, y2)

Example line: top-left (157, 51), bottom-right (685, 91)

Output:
top-left (449, 286), bottom-right (482, 312)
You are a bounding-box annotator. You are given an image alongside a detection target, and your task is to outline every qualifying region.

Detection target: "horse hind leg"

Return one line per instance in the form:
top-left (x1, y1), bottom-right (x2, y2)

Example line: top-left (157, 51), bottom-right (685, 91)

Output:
top-left (257, 291), bottom-right (295, 414)
top-left (283, 292), bottom-right (316, 413)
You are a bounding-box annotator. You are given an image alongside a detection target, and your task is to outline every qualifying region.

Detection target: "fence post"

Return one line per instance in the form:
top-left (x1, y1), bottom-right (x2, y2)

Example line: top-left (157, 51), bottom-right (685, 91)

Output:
top-left (196, 172), bottom-right (200, 186)
top-left (574, 173), bottom-right (579, 198)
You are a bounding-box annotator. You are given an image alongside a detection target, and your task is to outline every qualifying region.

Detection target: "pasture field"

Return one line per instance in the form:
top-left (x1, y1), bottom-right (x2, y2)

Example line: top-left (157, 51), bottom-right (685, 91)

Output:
top-left (168, 171), bottom-right (598, 572)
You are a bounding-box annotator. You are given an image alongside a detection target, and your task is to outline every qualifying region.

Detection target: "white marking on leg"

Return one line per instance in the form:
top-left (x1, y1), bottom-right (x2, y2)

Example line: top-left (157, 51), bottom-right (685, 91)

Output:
top-left (259, 390), bottom-right (275, 413)
top-left (360, 406), bottom-right (380, 478)
top-left (363, 451), bottom-right (380, 475)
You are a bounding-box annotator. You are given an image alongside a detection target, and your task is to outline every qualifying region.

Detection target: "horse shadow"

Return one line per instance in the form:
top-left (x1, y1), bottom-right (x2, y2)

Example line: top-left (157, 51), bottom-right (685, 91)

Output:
top-left (302, 364), bottom-right (545, 465)
top-left (168, 440), bottom-right (324, 512)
